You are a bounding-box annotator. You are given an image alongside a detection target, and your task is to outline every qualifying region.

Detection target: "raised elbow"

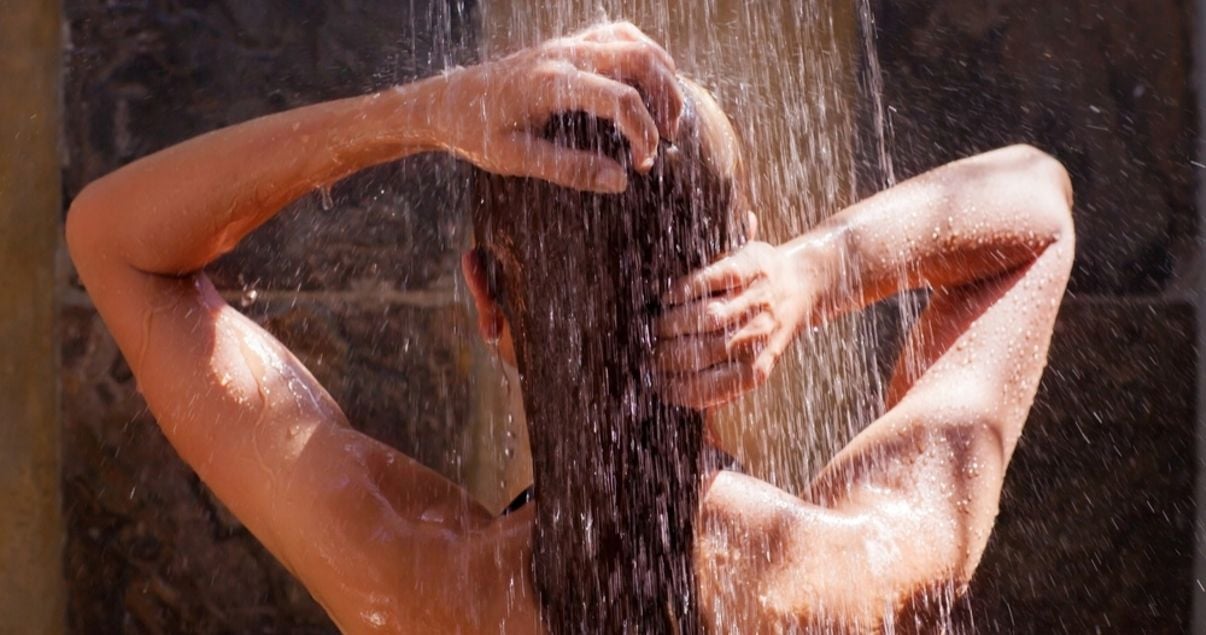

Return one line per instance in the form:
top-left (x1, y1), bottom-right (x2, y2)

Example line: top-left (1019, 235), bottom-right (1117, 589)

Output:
top-left (1006, 144), bottom-right (1074, 230)
top-left (982, 144), bottom-right (1074, 252)
top-left (1042, 151), bottom-right (1075, 212)
top-left (64, 185), bottom-right (103, 270)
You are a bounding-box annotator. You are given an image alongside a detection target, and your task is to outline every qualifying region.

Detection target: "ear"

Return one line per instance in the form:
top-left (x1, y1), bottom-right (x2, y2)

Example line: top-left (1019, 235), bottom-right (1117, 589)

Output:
top-left (461, 249), bottom-right (504, 342)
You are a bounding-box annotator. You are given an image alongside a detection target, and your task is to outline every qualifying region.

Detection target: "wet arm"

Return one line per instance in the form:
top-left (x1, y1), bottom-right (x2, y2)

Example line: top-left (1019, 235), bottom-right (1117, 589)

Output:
top-left (798, 144), bottom-right (1074, 402)
top-left (68, 84), bottom-right (445, 277)
top-left (67, 23), bottom-right (683, 631)
top-left (699, 145), bottom-right (1075, 628)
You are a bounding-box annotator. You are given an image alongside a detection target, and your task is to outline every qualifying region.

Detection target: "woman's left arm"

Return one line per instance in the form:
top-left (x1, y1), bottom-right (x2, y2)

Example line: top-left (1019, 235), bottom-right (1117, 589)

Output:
top-left (664, 145), bottom-right (1075, 628)
top-left (656, 144), bottom-right (1073, 409)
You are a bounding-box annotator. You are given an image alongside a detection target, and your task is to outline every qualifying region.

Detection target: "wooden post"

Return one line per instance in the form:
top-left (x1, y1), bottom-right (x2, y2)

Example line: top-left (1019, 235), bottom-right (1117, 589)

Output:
top-left (0, 0), bottom-right (65, 631)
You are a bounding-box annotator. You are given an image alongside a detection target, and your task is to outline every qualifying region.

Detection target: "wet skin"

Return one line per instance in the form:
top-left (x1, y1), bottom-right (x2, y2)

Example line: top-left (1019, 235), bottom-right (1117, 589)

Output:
top-left (66, 22), bottom-right (1073, 634)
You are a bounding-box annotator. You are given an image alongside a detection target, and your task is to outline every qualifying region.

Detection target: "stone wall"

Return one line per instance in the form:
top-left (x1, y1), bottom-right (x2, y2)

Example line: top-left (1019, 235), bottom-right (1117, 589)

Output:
top-left (868, 0), bottom-right (1198, 631)
top-left (60, 1), bottom-right (478, 631)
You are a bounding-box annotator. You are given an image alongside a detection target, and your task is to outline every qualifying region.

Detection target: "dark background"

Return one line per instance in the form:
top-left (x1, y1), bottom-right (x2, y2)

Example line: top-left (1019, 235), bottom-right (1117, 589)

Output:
top-left (868, 1), bottom-right (1197, 631)
top-left (60, 0), bottom-right (1197, 632)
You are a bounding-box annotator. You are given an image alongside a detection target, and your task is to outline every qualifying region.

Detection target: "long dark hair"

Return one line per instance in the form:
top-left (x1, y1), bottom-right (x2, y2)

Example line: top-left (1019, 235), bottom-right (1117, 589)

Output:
top-left (471, 79), bottom-right (747, 634)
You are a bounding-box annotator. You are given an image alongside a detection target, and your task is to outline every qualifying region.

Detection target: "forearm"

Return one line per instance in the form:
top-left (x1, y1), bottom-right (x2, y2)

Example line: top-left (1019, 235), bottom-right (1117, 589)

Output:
top-left (789, 145), bottom-right (1073, 324)
top-left (68, 76), bottom-right (448, 275)
top-left (69, 25), bottom-right (685, 278)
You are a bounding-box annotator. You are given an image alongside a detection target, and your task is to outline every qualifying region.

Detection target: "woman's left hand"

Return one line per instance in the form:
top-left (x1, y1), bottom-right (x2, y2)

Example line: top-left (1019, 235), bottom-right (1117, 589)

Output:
top-left (653, 241), bottom-right (814, 409)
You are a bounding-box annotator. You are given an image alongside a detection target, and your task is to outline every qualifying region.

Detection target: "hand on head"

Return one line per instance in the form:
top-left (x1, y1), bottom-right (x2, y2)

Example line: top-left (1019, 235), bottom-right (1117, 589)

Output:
top-left (452, 25), bottom-right (807, 410)
top-left (654, 230), bottom-right (817, 410)
top-left (437, 21), bottom-right (684, 193)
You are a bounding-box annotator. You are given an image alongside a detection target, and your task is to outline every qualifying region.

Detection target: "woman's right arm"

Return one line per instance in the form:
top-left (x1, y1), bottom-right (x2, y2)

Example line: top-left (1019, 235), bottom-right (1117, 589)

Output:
top-left (67, 22), bottom-right (682, 632)
top-left (69, 22), bottom-right (683, 278)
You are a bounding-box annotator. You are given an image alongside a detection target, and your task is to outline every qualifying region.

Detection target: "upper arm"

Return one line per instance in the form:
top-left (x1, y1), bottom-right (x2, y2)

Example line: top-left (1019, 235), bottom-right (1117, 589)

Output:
top-left (66, 207), bottom-right (501, 628)
top-left (810, 144), bottom-right (1074, 536)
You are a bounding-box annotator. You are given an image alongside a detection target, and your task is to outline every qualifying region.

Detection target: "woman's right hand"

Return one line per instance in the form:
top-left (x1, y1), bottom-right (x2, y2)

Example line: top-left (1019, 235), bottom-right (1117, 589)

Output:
top-left (653, 240), bottom-right (820, 409)
top-left (433, 21), bottom-right (684, 193)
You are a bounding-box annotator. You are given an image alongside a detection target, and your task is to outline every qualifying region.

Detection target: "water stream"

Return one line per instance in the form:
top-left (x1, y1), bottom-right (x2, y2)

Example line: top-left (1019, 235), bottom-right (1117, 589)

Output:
top-left (473, 0), bottom-right (913, 527)
top-left (466, 1), bottom-right (943, 630)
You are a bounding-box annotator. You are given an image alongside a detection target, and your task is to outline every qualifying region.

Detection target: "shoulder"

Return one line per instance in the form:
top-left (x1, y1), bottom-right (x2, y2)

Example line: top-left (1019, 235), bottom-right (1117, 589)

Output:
top-left (694, 471), bottom-right (820, 630)
top-left (694, 468), bottom-right (948, 631)
top-left (311, 437), bottom-right (543, 632)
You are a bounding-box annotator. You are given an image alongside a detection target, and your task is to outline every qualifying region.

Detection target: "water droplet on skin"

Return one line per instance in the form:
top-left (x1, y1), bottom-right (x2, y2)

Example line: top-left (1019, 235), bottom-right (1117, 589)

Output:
top-left (361, 610), bottom-right (387, 628)
top-left (420, 507), bottom-right (446, 524)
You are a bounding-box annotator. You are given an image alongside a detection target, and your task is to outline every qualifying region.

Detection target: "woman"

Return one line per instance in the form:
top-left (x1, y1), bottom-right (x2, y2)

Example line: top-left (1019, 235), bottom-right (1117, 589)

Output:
top-left (67, 21), bottom-right (1074, 633)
